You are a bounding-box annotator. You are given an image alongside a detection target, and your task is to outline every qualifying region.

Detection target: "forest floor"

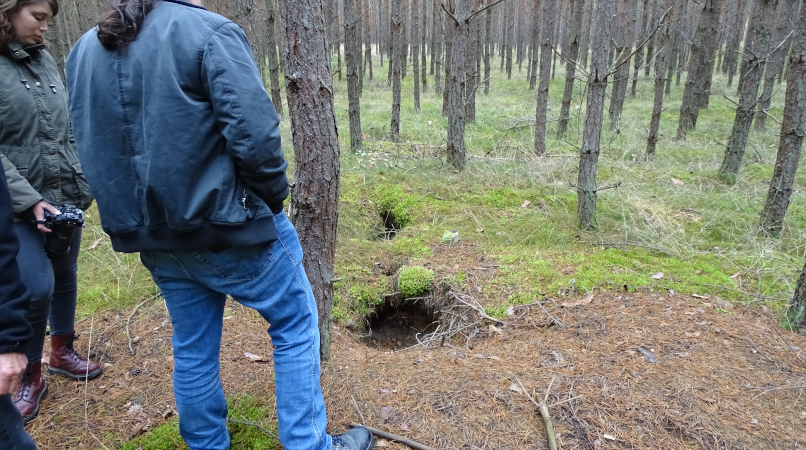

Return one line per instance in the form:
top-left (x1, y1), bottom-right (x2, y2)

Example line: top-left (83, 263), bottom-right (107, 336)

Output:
top-left (40, 53), bottom-right (806, 449)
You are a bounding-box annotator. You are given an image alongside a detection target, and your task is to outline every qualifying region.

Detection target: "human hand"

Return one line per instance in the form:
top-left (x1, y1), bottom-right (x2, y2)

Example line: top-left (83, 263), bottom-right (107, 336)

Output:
top-left (0, 353), bottom-right (27, 396)
top-left (31, 200), bottom-right (60, 233)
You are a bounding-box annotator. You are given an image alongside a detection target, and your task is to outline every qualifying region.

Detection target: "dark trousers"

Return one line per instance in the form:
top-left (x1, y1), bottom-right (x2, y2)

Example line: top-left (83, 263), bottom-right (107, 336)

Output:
top-left (0, 394), bottom-right (37, 449)
top-left (13, 223), bottom-right (81, 363)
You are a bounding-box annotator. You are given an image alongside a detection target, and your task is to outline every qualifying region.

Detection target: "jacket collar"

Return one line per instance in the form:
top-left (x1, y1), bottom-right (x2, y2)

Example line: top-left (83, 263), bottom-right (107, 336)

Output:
top-left (162, 0), bottom-right (207, 10)
top-left (7, 40), bottom-right (45, 61)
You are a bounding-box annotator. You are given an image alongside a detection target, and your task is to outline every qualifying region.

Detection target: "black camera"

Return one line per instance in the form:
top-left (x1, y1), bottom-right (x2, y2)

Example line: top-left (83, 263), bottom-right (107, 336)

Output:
top-left (37, 204), bottom-right (84, 258)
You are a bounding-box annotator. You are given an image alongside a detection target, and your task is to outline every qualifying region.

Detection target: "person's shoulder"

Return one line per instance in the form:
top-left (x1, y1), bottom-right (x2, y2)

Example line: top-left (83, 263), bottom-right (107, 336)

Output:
top-left (159, 0), bottom-right (232, 31)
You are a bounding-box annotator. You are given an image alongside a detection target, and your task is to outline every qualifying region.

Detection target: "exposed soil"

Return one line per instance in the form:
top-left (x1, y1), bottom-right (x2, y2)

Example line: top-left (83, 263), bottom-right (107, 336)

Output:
top-left (28, 286), bottom-right (806, 450)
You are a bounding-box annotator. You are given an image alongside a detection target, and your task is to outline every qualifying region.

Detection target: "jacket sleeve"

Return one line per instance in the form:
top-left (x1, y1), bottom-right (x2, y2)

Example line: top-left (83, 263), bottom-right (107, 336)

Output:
top-left (200, 23), bottom-right (289, 212)
top-left (1, 153), bottom-right (42, 216)
top-left (0, 172), bottom-right (33, 354)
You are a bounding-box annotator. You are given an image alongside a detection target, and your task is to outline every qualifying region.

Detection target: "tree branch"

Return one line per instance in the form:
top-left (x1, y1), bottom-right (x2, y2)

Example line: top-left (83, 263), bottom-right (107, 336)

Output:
top-left (467, 0), bottom-right (508, 23)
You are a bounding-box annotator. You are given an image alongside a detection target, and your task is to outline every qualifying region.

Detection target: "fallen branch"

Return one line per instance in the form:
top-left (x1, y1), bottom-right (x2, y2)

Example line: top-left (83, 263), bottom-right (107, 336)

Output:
top-left (228, 416), bottom-right (280, 440)
top-left (774, 327), bottom-right (801, 357)
top-left (451, 292), bottom-right (509, 326)
top-left (535, 302), bottom-right (565, 328)
top-left (748, 338), bottom-right (774, 363)
top-left (349, 422), bottom-right (436, 450)
top-left (351, 395), bottom-right (365, 425)
top-left (516, 378), bottom-right (559, 450)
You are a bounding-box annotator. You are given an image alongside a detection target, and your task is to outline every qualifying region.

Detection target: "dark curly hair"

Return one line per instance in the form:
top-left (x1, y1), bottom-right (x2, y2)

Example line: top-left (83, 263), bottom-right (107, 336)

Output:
top-left (0, 0), bottom-right (59, 53)
top-left (97, 0), bottom-right (160, 51)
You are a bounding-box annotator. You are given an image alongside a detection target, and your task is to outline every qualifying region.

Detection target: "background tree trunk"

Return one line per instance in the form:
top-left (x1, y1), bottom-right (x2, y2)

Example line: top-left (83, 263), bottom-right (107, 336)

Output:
top-left (266, 0), bottom-right (283, 116)
top-left (446, 0), bottom-right (471, 169)
top-left (558, 0), bottom-right (585, 139)
top-left (484, 4), bottom-right (492, 94)
top-left (278, 0), bottom-right (340, 361)
top-left (528, 0), bottom-right (540, 90)
top-left (365, 0), bottom-right (374, 81)
top-left (759, 7), bottom-right (806, 235)
top-left (725, 0), bottom-right (749, 87)
top-left (719, 0), bottom-right (778, 183)
top-left (755, 0), bottom-right (798, 130)
top-left (534, 0), bottom-right (556, 155)
top-left (790, 261), bottom-right (806, 334)
top-left (647, 0), bottom-right (672, 156)
top-left (631, 0), bottom-right (649, 97)
top-left (413, 0), bottom-right (422, 112)
top-left (578, 0), bottom-right (612, 230)
top-left (344, 0), bottom-right (363, 152)
top-left (609, 0), bottom-right (632, 130)
top-left (391, 0), bottom-right (403, 138)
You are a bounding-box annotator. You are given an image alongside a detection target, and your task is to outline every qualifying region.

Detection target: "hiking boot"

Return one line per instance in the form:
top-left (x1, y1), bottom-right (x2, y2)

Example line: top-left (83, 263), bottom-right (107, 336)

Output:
top-left (48, 333), bottom-right (103, 380)
top-left (331, 426), bottom-right (375, 450)
top-left (13, 361), bottom-right (47, 424)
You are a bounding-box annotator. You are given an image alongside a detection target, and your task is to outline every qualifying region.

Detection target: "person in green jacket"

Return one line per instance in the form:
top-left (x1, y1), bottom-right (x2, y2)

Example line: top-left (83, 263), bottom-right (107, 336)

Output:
top-left (0, 0), bottom-right (101, 424)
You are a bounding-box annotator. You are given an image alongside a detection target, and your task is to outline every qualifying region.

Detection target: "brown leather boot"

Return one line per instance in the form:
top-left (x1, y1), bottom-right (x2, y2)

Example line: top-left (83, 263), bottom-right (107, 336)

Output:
top-left (13, 361), bottom-right (47, 424)
top-left (48, 333), bottom-right (103, 380)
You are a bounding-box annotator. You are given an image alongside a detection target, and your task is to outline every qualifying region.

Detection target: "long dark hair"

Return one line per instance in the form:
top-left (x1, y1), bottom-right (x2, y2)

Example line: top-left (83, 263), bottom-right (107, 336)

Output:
top-left (96, 0), bottom-right (159, 51)
top-left (0, 0), bottom-right (60, 53)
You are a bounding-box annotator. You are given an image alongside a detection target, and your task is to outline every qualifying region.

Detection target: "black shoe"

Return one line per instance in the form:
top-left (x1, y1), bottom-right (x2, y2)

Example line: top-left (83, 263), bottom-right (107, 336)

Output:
top-left (332, 426), bottom-right (375, 450)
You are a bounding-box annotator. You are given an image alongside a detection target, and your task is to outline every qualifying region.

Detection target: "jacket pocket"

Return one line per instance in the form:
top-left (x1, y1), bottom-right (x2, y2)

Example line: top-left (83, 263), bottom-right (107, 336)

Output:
top-left (70, 161), bottom-right (94, 209)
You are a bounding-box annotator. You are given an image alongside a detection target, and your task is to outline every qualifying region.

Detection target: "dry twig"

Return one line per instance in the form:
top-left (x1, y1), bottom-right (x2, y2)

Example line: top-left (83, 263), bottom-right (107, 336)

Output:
top-left (516, 377), bottom-right (560, 450)
top-left (351, 395), bottom-right (365, 425)
top-left (349, 422), bottom-right (436, 450)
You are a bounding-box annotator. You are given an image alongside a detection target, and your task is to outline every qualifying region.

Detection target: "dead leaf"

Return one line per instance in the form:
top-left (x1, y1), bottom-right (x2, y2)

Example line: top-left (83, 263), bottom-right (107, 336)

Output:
top-left (671, 178), bottom-right (685, 186)
top-left (400, 423), bottom-right (409, 431)
top-left (521, 199), bottom-right (531, 208)
top-left (562, 293), bottom-right (594, 308)
top-left (380, 406), bottom-right (393, 419)
top-left (651, 272), bottom-right (664, 280)
top-left (88, 238), bottom-right (103, 250)
top-left (692, 294), bottom-right (709, 299)
top-left (244, 352), bottom-right (263, 362)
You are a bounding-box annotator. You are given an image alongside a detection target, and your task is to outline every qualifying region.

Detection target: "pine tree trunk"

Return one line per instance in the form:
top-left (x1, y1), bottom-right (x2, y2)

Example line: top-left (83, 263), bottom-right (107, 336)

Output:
top-left (505, 0), bottom-right (514, 78)
top-left (609, 0), bottom-right (632, 130)
top-left (665, 0), bottom-right (687, 94)
top-left (431, 0), bottom-right (438, 75)
top-left (535, 0), bottom-right (557, 155)
top-left (528, 0), bottom-right (540, 90)
top-left (790, 261), bottom-right (806, 334)
top-left (435, 5), bottom-right (444, 96)
top-left (726, 0), bottom-right (749, 87)
top-left (266, 0), bottom-right (283, 116)
top-left (558, 0), bottom-right (585, 139)
top-left (422, 0), bottom-right (428, 88)
top-left (344, 0), bottom-right (363, 152)
top-left (631, 0), bottom-right (650, 97)
top-left (759, 8), bottom-right (806, 235)
top-left (579, 0), bottom-right (593, 70)
top-left (484, 4), bottom-right (492, 94)
top-left (443, 8), bottom-right (453, 116)
top-left (278, 0), bottom-right (340, 361)
top-left (647, 0), bottom-right (672, 156)
top-left (391, 0), bottom-right (403, 138)
top-left (356, 0), bottom-right (364, 94)
top-left (447, 0), bottom-right (471, 170)
top-left (755, 0), bottom-right (798, 131)
top-left (676, 0), bottom-right (721, 140)
top-left (413, 0), bottom-right (422, 111)
top-left (578, 0), bottom-right (612, 230)
top-left (644, 0), bottom-right (658, 78)
top-left (719, 0), bottom-right (778, 184)
top-left (365, 0), bottom-right (374, 81)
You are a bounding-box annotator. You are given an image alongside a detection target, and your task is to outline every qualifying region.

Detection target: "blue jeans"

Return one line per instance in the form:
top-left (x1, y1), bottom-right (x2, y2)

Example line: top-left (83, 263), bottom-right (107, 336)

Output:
top-left (0, 394), bottom-right (37, 449)
top-left (14, 223), bottom-right (81, 362)
top-left (139, 212), bottom-right (330, 450)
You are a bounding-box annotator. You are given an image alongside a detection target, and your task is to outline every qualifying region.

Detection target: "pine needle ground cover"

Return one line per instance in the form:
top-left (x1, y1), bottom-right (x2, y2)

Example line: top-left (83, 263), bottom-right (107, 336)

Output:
top-left (50, 59), bottom-right (806, 449)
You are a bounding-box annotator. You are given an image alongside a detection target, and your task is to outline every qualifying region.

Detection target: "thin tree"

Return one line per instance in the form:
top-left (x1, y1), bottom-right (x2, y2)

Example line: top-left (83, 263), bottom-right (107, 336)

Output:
top-left (755, 0), bottom-right (798, 130)
top-left (647, 0), bottom-right (672, 156)
top-left (277, 0), bottom-right (341, 360)
top-left (534, 0), bottom-right (556, 155)
top-left (365, 0), bottom-right (374, 81)
top-left (608, 0), bottom-right (633, 130)
top-left (422, 0), bottom-right (428, 88)
top-left (718, 0), bottom-right (779, 183)
top-left (391, 0), bottom-right (403, 139)
top-left (266, 0), bottom-right (283, 116)
top-left (483, 1), bottom-right (493, 94)
top-left (413, 0), bottom-right (422, 111)
top-left (558, 0), bottom-right (585, 139)
top-left (528, 0), bottom-right (540, 90)
top-left (790, 261), bottom-right (806, 334)
top-left (344, 0), bottom-right (363, 152)
top-left (631, 0), bottom-right (650, 97)
top-left (577, 0), bottom-right (612, 229)
top-left (759, 6), bottom-right (806, 235)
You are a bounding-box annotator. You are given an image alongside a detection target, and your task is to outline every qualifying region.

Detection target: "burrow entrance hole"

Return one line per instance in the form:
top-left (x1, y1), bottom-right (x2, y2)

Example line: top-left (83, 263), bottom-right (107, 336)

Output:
top-left (379, 210), bottom-right (402, 239)
top-left (364, 297), bottom-right (441, 351)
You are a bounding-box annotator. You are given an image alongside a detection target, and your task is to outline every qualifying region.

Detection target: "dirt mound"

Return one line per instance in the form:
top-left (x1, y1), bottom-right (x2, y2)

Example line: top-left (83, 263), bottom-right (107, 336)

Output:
top-left (28, 292), bottom-right (806, 449)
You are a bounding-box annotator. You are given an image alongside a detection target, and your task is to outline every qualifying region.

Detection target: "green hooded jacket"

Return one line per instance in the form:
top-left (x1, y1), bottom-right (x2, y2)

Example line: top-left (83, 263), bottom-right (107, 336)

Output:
top-left (0, 41), bottom-right (93, 222)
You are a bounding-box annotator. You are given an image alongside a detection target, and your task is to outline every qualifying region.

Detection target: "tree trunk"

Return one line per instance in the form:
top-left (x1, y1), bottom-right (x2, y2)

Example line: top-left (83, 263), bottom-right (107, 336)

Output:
top-left (278, 0), bottom-right (340, 361)
top-left (266, 0), bottom-right (283, 117)
top-left (647, 0), bottom-right (672, 156)
top-left (755, 0), bottom-right (798, 130)
top-left (365, 0), bottom-right (374, 81)
top-left (505, 0), bottom-right (514, 78)
top-left (790, 261), bottom-right (806, 334)
top-left (631, 0), bottom-right (650, 97)
top-left (698, 0), bottom-right (722, 110)
top-left (665, 0), bottom-right (687, 94)
top-left (435, 4), bottom-right (444, 96)
top-left (558, 0), bottom-right (585, 139)
top-left (609, 0), bottom-right (632, 130)
top-left (676, 0), bottom-right (722, 140)
top-left (443, 5), bottom-right (453, 116)
top-left (422, 0), bottom-right (428, 88)
top-left (535, 0), bottom-right (556, 155)
top-left (446, 0), bottom-right (471, 170)
top-left (529, 0), bottom-right (540, 90)
top-left (466, 12), bottom-right (479, 122)
top-left (719, 0), bottom-right (779, 184)
top-left (344, 0), bottom-right (363, 152)
top-left (725, 0), bottom-right (749, 87)
top-left (644, 0), bottom-right (658, 78)
top-left (484, 4), bottom-right (492, 94)
top-left (356, 0), bottom-right (364, 94)
top-left (413, 0), bottom-right (422, 111)
top-left (431, 0), bottom-right (438, 75)
top-left (578, 0), bottom-right (612, 230)
top-left (759, 8), bottom-right (806, 235)
top-left (391, 0), bottom-right (403, 138)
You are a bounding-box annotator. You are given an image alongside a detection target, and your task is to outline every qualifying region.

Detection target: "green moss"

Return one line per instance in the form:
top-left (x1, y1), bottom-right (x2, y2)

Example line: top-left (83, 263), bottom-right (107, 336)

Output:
top-left (398, 266), bottom-right (435, 298)
top-left (374, 184), bottom-right (420, 230)
top-left (349, 283), bottom-right (387, 307)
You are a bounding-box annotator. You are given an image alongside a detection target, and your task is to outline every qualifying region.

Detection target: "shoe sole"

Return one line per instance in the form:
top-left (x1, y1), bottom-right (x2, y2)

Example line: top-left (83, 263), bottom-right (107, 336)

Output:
top-left (21, 384), bottom-right (48, 425)
top-left (47, 366), bottom-right (103, 381)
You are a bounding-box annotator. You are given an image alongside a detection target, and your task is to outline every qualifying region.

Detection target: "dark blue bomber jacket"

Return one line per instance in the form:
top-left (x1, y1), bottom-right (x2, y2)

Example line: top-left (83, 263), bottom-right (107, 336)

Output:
top-left (0, 166), bottom-right (32, 354)
top-left (65, 0), bottom-right (289, 253)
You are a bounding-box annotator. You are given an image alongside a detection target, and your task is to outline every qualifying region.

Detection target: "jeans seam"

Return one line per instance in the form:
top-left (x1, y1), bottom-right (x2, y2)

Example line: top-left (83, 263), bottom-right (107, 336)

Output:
top-left (168, 252), bottom-right (194, 280)
top-left (188, 245), bottom-right (275, 282)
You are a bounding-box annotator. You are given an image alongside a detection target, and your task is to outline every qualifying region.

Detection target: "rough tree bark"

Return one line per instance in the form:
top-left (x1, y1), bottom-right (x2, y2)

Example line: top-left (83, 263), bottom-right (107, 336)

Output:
top-left (665, 0), bottom-right (687, 94)
top-left (725, 0), bottom-right (749, 87)
top-left (608, 0), bottom-right (632, 130)
top-left (676, 0), bottom-right (722, 140)
top-left (413, 0), bottom-right (422, 112)
top-left (446, 0), bottom-right (472, 169)
top-left (266, 0), bottom-right (283, 116)
top-left (558, 0), bottom-right (585, 139)
top-left (647, 0), bottom-right (672, 156)
top-left (277, 0), bottom-right (340, 361)
top-left (365, 0), bottom-right (374, 81)
top-left (422, 0), bottom-right (428, 88)
top-left (755, 0), bottom-right (798, 130)
top-left (505, 0), bottom-right (514, 78)
top-left (528, 0), bottom-right (540, 90)
top-left (759, 7), bottom-right (806, 236)
top-left (344, 0), bottom-right (363, 152)
top-left (391, 0), bottom-right (403, 138)
top-left (534, 0), bottom-right (556, 155)
top-left (791, 261), bottom-right (806, 334)
top-left (631, 0), bottom-right (650, 97)
top-left (578, 0), bottom-right (612, 230)
top-left (484, 3), bottom-right (492, 94)
top-left (698, 0), bottom-right (722, 109)
top-left (718, 0), bottom-right (779, 184)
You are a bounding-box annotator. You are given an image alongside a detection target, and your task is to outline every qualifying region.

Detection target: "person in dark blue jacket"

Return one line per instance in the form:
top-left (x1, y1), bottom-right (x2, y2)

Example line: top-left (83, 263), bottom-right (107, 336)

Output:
top-left (0, 170), bottom-right (38, 450)
top-left (66, 1), bottom-right (373, 450)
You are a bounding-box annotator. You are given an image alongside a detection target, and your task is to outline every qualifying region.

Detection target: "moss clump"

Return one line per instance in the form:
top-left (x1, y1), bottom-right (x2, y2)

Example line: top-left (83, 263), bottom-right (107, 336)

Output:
top-left (375, 185), bottom-right (418, 233)
top-left (398, 266), bottom-right (435, 298)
